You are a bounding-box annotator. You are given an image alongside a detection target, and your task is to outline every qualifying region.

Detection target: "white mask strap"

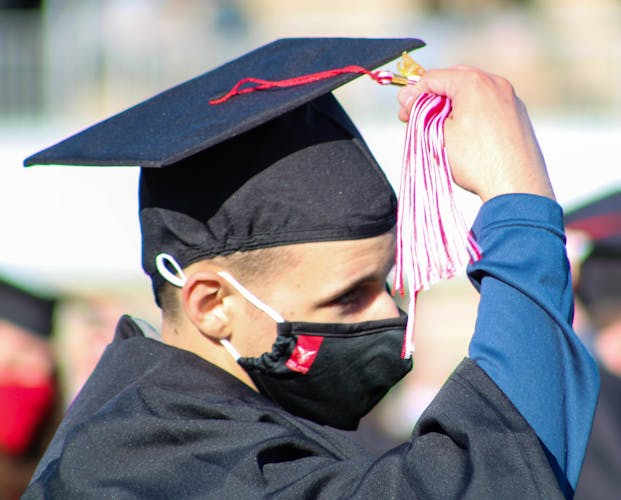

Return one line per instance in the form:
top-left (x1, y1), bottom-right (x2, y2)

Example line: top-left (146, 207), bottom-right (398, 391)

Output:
top-left (155, 253), bottom-right (188, 288)
top-left (220, 339), bottom-right (241, 360)
top-left (217, 270), bottom-right (285, 323)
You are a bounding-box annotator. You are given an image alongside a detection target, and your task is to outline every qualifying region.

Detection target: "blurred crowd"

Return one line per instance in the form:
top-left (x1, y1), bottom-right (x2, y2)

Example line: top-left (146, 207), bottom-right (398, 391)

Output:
top-left (0, 276), bottom-right (157, 498)
top-left (0, 278), bottom-right (60, 499)
top-left (566, 190), bottom-right (621, 499)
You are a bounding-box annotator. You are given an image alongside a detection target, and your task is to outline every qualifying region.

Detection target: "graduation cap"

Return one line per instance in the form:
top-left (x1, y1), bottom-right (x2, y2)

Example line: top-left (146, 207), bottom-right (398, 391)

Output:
top-left (565, 189), bottom-right (621, 327)
top-left (24, 38), bottom-right (425, 297)
top-left (0, 277), bottom-right (56, 338)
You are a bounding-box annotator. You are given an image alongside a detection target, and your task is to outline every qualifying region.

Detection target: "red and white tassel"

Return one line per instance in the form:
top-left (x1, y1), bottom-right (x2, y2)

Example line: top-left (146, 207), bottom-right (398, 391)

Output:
top-left (394, 93), bottom-right (482, 358)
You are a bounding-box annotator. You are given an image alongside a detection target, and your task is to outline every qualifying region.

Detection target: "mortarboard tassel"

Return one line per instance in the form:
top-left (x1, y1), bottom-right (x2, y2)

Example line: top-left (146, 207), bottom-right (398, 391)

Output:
top-left (394, 91), bottom-right (482, 358)
top-left (210, 55), bottom-right (482, 359)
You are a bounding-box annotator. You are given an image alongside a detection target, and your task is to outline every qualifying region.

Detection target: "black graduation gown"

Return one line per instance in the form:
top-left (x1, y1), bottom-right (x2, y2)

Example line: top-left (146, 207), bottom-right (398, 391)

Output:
top-left (24, 315), bottom-right (562, 499)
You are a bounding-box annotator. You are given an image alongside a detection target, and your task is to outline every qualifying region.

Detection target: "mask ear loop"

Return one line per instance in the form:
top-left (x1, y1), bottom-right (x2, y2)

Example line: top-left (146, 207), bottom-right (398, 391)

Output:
top-left (216, 271), bottom-right (285, 362)
top-left (155, 253), bottom-right (188, 288)
top-left (217, 270), bottom-right (285, 362)
top-left (220, 338), bottom-right (242, 361)
top-left (216, 271), bottom-right (285, 323)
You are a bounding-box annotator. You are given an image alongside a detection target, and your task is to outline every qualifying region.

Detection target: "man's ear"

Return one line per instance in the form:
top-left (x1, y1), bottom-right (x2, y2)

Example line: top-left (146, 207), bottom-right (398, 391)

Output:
top-left (181, 271), bottom-right (231, 340)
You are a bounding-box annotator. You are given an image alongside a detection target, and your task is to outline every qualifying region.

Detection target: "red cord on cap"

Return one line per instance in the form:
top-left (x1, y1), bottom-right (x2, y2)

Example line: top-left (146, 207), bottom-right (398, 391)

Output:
top-left (209, 66), bottom-right (396, 105)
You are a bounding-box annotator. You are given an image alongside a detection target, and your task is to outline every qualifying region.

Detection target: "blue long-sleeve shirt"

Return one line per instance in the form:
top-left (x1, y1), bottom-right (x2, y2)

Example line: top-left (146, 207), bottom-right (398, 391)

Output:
top-left (467, 194), bottom-right (599, 496)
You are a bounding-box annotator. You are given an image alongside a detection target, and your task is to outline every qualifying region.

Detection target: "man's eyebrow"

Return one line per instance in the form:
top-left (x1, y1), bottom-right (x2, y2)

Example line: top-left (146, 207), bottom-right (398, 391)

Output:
top-left (318, 275), bottom-right (376, 305)
top-left (316, 261), bottom-right (394, 307)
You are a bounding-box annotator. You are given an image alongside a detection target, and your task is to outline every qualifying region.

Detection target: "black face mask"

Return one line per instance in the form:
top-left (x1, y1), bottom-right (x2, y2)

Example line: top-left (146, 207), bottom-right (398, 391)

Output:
top-left (237, 313), bottom-right (412, 429)
top-left (154, 258), bottom-right (413, 429)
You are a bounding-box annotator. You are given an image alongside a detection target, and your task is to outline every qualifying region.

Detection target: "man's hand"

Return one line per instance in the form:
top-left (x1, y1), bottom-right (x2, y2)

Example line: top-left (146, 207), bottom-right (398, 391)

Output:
top-left (397, 66), bottom-right (555, 203)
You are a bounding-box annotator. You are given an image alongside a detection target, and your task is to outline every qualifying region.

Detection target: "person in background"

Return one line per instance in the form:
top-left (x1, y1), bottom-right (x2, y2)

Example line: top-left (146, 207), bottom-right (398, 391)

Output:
top-left (54, 293), bottom-right (127, 405)
top-left (0, 276), bottom-right (62, 499)
top-left (567, 189), bottom-right (621, 500)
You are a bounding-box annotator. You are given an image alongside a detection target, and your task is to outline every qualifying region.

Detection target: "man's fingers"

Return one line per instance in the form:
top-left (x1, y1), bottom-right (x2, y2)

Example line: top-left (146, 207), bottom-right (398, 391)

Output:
top-left (397, 66), bottom-right (483, 122)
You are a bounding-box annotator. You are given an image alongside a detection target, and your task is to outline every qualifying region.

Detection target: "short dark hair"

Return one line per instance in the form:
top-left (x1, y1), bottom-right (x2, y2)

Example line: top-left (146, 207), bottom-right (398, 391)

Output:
top-left (157, 246), bottom-right (293, 321)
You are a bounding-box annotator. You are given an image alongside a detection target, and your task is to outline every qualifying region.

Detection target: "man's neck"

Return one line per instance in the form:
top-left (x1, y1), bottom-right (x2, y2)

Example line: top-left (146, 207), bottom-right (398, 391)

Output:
top-left (160, 317), bottom-right (259, 391)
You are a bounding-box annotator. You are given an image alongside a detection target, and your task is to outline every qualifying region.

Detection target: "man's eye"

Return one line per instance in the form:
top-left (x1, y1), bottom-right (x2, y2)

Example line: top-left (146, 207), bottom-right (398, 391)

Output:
top-left (324, 280), bottom-right (385, 313)
top-left (335, 289), bottom-right (360, 306)
top-left (333, 287), bottom-right (376, 314)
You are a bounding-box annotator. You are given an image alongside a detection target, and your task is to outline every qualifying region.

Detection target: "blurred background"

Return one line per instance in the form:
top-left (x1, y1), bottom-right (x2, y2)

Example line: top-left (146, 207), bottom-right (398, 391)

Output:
top-left (1, 0), bottom-right (620, 471)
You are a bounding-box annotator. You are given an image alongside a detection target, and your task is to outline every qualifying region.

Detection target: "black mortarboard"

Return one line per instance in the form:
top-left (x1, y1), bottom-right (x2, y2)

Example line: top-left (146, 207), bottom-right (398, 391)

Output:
top-left (0, 277), bottom-right (56, 337)
top-left (24, 38), bottom-right (425, 296)
top-left (565, 189), bottom-right (621, 326)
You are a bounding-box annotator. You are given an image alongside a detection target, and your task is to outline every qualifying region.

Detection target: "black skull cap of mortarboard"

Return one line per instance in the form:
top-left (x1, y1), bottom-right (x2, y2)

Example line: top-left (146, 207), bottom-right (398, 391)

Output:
top-left (24, 37), bottom-right (425, 296)
top-left (0, 277), bottom-right (56, 338)
top-left (565, 189), bottom-right (621, 324)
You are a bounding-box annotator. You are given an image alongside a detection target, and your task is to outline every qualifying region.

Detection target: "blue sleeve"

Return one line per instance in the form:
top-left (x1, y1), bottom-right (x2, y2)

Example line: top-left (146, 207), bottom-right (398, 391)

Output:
top-left (467, 194), bottom-right (599, 495)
